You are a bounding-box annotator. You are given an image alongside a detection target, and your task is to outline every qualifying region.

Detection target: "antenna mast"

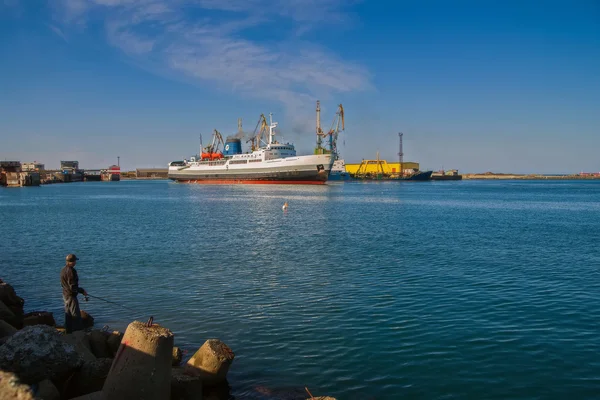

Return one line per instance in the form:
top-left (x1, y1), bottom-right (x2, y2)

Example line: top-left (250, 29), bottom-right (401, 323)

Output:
top-left (398, 132), bottom-right (404, 173)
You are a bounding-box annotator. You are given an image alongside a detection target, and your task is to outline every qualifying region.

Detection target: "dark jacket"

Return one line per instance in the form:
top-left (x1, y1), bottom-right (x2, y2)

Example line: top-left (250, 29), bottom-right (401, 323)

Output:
top-left (61, 265), bottom-right (85, 298)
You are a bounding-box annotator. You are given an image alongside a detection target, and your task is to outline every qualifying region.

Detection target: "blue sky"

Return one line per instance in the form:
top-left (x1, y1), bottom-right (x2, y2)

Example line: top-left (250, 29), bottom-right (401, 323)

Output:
top-left (0, 0), bottom-right (598, 173)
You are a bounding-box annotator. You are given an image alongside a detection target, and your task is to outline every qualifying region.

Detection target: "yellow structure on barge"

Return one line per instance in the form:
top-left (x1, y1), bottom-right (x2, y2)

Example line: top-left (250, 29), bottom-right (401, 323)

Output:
top-left (345, 160), bottom-right (420, 175)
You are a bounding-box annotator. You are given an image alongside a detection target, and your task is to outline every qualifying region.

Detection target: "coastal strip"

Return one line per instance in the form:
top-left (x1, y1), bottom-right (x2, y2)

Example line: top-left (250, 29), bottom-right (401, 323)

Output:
top-left (463, 173), bottom-right (600, 180)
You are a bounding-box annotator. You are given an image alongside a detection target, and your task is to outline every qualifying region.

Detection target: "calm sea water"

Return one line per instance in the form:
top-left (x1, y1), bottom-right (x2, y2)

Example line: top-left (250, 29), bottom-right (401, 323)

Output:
top-left (1, 180), bottom-right (599, 399)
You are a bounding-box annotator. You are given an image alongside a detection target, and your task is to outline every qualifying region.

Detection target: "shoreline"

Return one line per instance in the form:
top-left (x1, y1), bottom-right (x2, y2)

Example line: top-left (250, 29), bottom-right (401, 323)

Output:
top-left (462, 173), bottom-right (600, 180)
top-left (0, 279), bottom-right (336, 400)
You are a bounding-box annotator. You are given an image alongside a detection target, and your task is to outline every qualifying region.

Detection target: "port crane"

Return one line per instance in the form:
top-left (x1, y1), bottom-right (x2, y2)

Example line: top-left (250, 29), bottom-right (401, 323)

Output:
top-left (201, 129), bottom-right (225, 160)
top-left (246, 114), bottom-right (269, 151)
top-left (314, 102), bottom-right (344, 158)
top-left (327, 104), bottom-right (344, 158)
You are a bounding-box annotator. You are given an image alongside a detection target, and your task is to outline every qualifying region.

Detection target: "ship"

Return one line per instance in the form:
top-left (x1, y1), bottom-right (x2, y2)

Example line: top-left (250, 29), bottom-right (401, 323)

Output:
top-left (431, 169), bottom-right (462, 181)
top-left (328, 159), bottom-right (351, 181)
top-left (348, 153), bottom-right (433, 181)
top-left (168, 113), bottom-right (335, 184)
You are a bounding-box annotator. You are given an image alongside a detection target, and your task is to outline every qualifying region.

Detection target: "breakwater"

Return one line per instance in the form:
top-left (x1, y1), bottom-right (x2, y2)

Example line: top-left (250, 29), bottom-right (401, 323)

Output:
top-left (0, 279), bottom-right (334, 400)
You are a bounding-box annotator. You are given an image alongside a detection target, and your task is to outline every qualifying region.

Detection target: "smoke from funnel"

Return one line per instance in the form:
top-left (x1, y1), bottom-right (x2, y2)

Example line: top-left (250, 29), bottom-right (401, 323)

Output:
top-left (226, 131), bottom-right (247, 141)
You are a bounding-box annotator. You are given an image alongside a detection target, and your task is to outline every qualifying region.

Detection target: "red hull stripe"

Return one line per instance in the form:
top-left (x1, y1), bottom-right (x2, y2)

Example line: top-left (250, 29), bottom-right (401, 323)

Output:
top-left (178, 180), bottom-right (326, 185)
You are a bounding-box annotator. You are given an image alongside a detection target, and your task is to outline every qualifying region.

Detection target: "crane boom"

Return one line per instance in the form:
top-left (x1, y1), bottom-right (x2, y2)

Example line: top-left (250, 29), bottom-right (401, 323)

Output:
top-left (326, 104), bottom-right (344, 158)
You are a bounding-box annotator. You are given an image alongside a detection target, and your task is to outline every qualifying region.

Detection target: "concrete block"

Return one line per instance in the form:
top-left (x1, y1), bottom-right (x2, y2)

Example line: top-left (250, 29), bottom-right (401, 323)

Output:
top-left (68, 391), bottom-right (104, 400)
top-left (0, 370), bottom-right (35, 399)
top-left (171, 366), bottom-right (203, 400)
top-left (102, 320), bottom-right (174, 400)
top-left (62, 331), bottom-right (96, 363)
top-left (65, 357), bottom-right (113, 399)
top-left (81, 310), bottom-right (94, 329)
top-left (0, 300), bottom-right (15, 323)
top-left (106, 331), bottom-right (123, 357)
top-left (185, 339), bottom-right (235, 385)
top-left (0, 318), bottom-right (18, 338)
top-left (23, 311), bottom-right (56, 327)
top-left (88, 330), bottom-right (110, 358)
top-left (173, 346), bottom-right (183, 366)
top-left (35, 379), bottom-right (60, 400)
top-left (0, 280), bottom-right (25, 313)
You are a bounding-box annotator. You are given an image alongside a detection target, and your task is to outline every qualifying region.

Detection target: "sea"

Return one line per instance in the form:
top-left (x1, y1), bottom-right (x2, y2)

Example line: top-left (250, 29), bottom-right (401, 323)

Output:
top-left (1, 180), bottom-right (599, 399)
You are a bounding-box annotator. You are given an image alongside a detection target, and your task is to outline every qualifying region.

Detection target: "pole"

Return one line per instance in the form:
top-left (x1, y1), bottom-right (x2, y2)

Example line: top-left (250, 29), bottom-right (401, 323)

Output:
top-left (117, 156), bottom-right (120, 168)
top-left (398, 132), bottom-right (403, 175)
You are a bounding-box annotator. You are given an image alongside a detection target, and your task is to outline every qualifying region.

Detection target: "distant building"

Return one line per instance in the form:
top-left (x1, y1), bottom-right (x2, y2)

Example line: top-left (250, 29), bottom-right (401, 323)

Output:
top-left (60, 161), bottom-right (79, 171)
top-left (22, 162), bottom-right (45, 171)
top-left (136, 168), bottom-right (169, 178)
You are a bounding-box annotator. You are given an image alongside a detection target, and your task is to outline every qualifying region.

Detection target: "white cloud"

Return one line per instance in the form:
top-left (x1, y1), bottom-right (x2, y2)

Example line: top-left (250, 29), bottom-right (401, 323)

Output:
top-left (52, 0), bottom-right (371, 128)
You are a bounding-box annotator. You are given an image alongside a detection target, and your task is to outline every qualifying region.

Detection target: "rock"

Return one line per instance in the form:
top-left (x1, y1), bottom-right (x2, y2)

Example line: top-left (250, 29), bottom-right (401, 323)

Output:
top-left (81, 311), bottom-right (94, 329)
top-left (185, 339), bottom-right (235, 385)
top-left (64, 357), bottom-right (113, 399)
top-left (106, 331), bottom-right (123, 357)
top-left (68, 391), bottom-right (104, 400)
top-left (0, 325), bottom-right (82, 384)
top-left (172, 346), bottom-right (183, 366)
top-left (0, 300), bottom-right (15, 320)
top-left (308, 397), bottom-right (337, 400)
top-left (170, 367), bottom-right (203, 400)
top-left (102, 320), bottom-right (174, 400)
top-left (34, 379), bottom-right (60, 400)
top-left (88, 330), bottom-right (110, 359)
top-left (0, 319), bottom-right (18, 339)
top-left (0, 280), bottom-right (25, 315)
top-left (0, 370), bottom-right (35, 399)
top-left (22, 311), bottom-right (56, 327)
top-left (0, 300), bottom-right (20, 328)
top-left (62, 331), bottom-right (96, 363)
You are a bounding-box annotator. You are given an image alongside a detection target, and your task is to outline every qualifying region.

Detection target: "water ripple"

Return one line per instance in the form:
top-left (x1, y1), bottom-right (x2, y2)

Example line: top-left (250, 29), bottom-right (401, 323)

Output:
top-left (1, 180), bottom-right (600, 399)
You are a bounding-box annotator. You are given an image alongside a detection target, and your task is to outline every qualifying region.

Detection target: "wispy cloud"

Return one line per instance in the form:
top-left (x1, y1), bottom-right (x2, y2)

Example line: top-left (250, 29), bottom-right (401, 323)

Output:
top-left (47, 23), bottom-right (69, 42)
top-left (52, 0), bottom-right (371, 129)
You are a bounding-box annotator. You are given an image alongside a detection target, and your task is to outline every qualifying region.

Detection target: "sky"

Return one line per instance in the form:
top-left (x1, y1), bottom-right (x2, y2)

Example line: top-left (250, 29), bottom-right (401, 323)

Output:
top-left (0, 0), bottom-right (598, 173)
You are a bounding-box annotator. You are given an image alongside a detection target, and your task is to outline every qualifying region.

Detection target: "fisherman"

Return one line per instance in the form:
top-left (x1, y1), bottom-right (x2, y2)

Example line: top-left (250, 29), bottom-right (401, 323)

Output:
top-left (60, 253), bottom-right (88, 333)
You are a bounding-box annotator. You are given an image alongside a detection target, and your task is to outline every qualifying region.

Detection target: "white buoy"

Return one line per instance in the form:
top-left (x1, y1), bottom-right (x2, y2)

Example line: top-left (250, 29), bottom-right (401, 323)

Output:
top-left (282, 202), bottom-right (288, 210)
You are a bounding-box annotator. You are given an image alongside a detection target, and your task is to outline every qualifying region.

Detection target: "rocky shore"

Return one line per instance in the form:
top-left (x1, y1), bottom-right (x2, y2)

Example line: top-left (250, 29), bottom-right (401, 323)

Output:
top-left (0, 279), bottom-right (335, 400)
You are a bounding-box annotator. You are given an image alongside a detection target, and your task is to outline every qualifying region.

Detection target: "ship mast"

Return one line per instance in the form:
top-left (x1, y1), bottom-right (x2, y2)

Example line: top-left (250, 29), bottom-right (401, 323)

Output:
top-left (268, 113), bottom-right (278, 145)
top-left (316, 100), bottom-right (323, 150)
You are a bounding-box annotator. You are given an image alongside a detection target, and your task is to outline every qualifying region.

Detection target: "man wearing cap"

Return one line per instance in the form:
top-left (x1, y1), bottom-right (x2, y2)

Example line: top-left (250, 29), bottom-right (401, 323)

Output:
top-left (60, 254), bottom-right (88, 333)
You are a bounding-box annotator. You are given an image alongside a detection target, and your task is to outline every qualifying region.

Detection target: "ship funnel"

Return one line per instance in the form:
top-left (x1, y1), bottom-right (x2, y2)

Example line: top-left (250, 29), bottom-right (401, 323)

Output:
top-left (223, 138), bottom-right (242, 156)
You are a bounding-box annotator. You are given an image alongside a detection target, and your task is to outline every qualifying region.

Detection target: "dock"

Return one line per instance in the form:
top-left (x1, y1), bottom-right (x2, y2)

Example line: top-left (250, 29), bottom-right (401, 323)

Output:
top-left (0, 161), bottom-right (40, 187)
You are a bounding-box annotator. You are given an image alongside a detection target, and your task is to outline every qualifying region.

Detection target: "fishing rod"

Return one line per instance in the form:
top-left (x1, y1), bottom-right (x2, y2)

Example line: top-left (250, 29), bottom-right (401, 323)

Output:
top-left (84, 294), bottom-right (137, 312)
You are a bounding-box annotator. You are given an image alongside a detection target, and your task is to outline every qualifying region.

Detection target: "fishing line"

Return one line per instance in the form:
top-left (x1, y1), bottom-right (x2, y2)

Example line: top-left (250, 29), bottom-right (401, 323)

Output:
top-left (84, 294), bottom-right (138, 313)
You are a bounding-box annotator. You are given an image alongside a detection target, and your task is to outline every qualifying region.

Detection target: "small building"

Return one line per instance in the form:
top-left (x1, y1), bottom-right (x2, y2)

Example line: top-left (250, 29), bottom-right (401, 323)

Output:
top-left (0, 161), bottom-right (40, 187)
top-left (1, 161), bottom-right (22, 187)
top-left (136, 168), bottom-right (169, 179)
top-left (60, 161), bottom-right (79, 172)
top-left (22, 162), bottom-right (45, 171)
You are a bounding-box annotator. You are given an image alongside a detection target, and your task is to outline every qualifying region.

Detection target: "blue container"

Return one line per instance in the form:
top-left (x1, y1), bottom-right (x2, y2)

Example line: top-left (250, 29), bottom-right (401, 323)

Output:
top-left (223, 138), bottom-right (242, 156)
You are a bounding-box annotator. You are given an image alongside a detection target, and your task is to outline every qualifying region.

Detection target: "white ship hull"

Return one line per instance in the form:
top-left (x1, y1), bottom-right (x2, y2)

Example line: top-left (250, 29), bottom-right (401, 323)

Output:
top-left (169, 154), bottom-right (333, 184)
